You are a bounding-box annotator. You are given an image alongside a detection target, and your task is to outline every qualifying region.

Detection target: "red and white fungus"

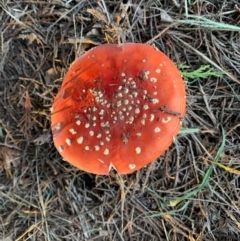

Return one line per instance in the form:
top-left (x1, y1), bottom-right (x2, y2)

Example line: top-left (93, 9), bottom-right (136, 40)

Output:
top-left (51, 43), bottom-right (186, 175)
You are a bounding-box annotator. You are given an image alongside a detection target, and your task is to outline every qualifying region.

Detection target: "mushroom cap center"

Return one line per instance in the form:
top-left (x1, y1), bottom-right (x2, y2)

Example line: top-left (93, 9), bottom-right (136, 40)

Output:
top-left (51, 43), bottom-right (186, 174)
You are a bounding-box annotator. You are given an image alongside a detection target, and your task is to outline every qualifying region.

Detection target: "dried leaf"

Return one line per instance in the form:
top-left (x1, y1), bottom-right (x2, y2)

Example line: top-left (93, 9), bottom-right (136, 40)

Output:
top-left (24, 91), bottom-right (32, 110)
top-left (45, 68), bottom-right (58, 85)
top-left (63, 37), bottom-right (100, 46)
top-left (159, 9), bottom-right (174, 23)
top-left (1, 147), bottom-right (21, 170)
top-left (34, 133), bottom-right (51, 145)
top-left (99, 230), bottom-right (109, 237)
top-left (18, 33), bottom-right (41, 44)
top-left (87, 8), bottom-right (108, 24)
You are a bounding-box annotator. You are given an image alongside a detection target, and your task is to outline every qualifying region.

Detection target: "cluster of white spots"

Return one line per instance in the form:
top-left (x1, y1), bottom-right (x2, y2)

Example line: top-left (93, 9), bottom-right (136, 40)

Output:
top-left (139, 70), bottom-right (150, 81)
top-left (100, 121), bottom-right (110, 128)
top-left (56, 64), bottom-right (169, 161)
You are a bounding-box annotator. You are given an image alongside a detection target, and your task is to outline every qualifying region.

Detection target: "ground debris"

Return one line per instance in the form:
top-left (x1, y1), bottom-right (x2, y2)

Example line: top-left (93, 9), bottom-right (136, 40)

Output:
top-left (0, 0), bottom-right (240, 240)
top-left (0, 147), bottom-right (21, 178)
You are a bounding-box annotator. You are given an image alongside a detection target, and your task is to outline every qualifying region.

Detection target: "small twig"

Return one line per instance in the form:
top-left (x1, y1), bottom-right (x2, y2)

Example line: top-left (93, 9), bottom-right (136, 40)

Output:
top-left (146, 22), bottom-right (177, 45)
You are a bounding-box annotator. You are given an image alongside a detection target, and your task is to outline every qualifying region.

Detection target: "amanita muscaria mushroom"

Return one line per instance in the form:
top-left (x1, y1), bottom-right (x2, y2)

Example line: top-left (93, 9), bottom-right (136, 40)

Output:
top-left (51, 43), bottom-right (186, 175)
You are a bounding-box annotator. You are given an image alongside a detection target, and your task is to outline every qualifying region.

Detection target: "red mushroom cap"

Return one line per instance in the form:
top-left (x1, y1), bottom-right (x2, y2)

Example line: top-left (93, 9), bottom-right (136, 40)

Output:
top-left (51, 43), bottom-right (186, 175)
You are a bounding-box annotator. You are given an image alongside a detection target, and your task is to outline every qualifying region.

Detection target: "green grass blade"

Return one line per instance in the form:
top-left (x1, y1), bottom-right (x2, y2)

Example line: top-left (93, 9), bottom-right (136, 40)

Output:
top-left (177, 15), bottom-right (240, 31)
top-left (179, 128), bottom-right (200, 135)
top-left (168, 126), bottom-right (226, 207)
